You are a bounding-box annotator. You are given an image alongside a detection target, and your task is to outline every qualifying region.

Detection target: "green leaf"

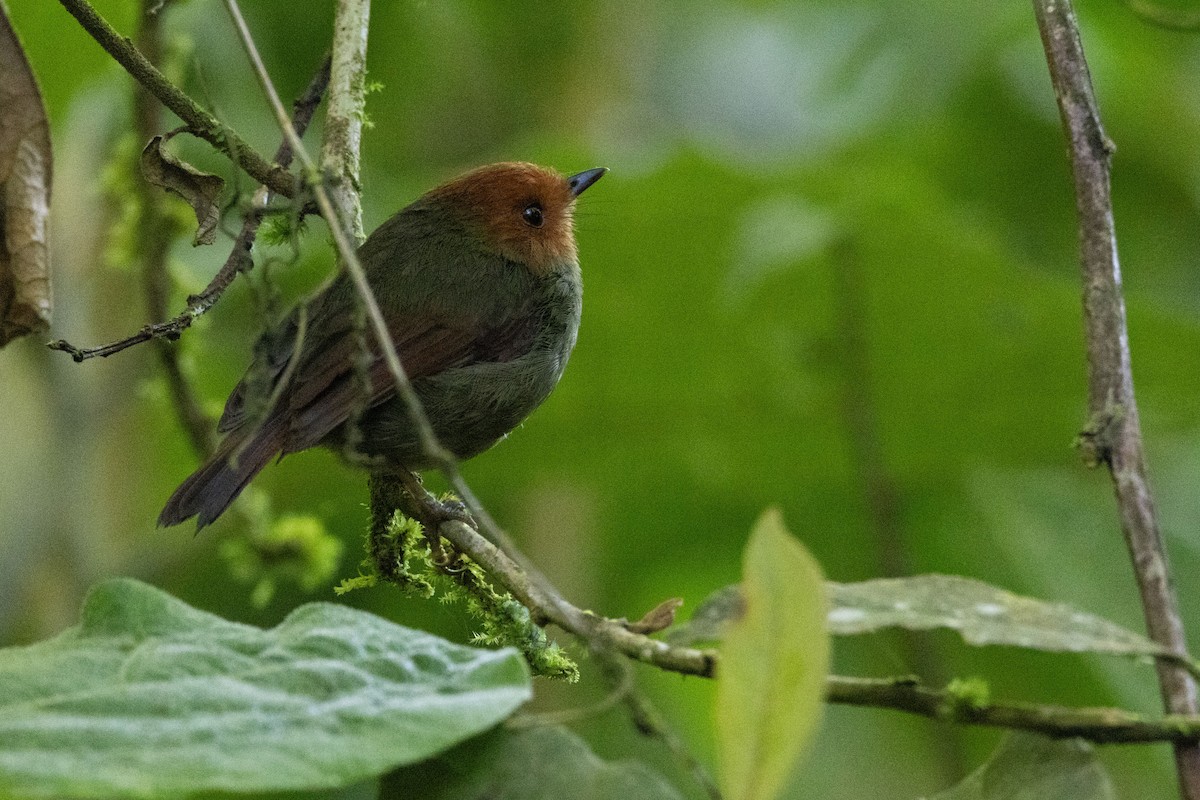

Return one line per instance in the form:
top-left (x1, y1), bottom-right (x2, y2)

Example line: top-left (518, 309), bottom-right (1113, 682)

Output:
top-left (925, 733), bottom-right (1113, 800)
top-left (828, 574), bottom-right (1172, 660)
top-left (0, 578), bottom-right (532, 799)
top-left (384, 725), bottom-right (685, 800)
top-left (716, 508), bottom-right (830, 800)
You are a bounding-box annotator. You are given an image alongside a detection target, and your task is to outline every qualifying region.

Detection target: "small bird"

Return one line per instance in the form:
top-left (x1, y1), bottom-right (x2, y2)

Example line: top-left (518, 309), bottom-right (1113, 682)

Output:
top-left (159, 162), bottom-right (606, 528)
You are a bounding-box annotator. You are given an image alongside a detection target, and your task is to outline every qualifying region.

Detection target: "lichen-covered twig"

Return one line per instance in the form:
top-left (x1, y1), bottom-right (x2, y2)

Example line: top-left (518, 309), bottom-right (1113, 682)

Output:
top-left (320, 0), bottom-right (371, 245)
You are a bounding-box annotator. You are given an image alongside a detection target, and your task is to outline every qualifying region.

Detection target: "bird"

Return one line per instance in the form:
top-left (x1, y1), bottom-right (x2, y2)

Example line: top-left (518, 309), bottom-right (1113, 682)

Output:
top-left (159, 161), bottom-right (606, 529)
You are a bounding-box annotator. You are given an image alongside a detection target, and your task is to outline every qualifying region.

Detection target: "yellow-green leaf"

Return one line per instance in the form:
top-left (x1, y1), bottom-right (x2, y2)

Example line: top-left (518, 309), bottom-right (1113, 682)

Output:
top-left (716, 508), bottom-right (830, 800)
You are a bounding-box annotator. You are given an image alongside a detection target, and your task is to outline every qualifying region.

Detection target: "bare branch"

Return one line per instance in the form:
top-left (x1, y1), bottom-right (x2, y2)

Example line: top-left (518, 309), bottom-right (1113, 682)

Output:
top-left (427, 489), bottom-right (1200, 747)
top-left (1032, 0), bottom-right (1200, 793)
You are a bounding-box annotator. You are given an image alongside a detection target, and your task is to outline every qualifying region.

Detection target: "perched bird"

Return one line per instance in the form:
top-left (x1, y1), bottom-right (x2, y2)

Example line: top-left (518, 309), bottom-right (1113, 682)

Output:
top-left (159, 162), bottom-right (606, 528)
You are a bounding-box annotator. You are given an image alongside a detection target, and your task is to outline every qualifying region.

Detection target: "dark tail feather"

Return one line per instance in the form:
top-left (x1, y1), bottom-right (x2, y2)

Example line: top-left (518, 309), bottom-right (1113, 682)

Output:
top-left (158, 420), bottom-right (286, 529)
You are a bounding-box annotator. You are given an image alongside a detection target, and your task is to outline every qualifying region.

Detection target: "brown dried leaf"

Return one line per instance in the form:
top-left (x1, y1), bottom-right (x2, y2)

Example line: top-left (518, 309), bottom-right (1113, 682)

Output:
top-left (0, 3), bottom-right (53, 347)
top-left (625, 597), bottom-right (684, 635)
top-left (141, 134), bottom-right (224, 246)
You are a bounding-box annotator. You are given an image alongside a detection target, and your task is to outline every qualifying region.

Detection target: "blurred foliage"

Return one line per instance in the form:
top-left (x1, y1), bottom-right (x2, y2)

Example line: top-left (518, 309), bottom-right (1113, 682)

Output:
top-left (2, 0), bottom-right (1200, 797)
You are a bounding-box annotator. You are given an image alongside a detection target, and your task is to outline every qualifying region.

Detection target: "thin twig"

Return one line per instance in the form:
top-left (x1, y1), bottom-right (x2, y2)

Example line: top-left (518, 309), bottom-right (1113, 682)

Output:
top-left (320, 0), bottom-right (371, 245)
top-left (223, 0), bottom-right (449, 464)
top-left (47, 56), bottom-right (331, 364)
top-left (57, 0), bottom-right (295, 198)
top-left (1032, 0), bottom-right (1200, 794)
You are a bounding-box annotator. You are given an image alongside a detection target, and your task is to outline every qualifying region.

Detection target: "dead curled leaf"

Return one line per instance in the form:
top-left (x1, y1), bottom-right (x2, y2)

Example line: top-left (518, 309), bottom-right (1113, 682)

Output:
top-left (140, 133), bottom-right (224, 246)
top-left (625, 597), bottom-right (684, 635)
top-left (0, 3), bottom-right (53, 347)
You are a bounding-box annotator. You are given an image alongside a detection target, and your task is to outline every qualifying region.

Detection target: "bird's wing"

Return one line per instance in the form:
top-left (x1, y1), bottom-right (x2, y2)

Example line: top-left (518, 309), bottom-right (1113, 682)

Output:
top-left (217, 307), bottom-right (304, 433)
top-left (274, 296), bottom-right (541, 454)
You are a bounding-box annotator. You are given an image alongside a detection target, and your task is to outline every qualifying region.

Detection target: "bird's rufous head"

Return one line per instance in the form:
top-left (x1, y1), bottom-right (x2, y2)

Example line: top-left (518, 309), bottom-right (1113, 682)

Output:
top-left (426, 162), bottom-right (606, 275)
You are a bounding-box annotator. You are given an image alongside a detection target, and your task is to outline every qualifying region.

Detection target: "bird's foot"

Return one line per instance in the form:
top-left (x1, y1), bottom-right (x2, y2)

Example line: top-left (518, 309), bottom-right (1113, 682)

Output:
top-left (434, 495), bottom-right (473, 525)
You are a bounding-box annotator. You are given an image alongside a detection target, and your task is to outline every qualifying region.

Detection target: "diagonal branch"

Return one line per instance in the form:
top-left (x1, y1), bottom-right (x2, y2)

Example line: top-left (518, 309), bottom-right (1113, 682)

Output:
top-left (1032, 0), bottom-right (1200, 795)
top-left (430, 495), bottom-right (1200, 746)
top-left (56, 0), bottom-right (295, 198)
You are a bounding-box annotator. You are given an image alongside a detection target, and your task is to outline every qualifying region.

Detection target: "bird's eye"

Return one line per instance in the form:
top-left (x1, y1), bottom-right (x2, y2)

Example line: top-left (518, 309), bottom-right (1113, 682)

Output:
top-left (522, 203), bottom-right (544, 228)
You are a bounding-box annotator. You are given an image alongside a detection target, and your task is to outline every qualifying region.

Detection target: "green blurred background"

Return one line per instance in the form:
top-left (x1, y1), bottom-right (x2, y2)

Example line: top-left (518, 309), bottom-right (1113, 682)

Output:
top-left (4, 0), bottom-right (1200, 796)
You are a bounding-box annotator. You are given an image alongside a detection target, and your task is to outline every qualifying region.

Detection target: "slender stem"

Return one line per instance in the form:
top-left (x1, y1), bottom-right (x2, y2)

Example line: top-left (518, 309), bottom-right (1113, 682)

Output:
top-left (1032, 0), bottom-right (1200, 794)
top-left (56, 0), bottom-right (295, 198)
top-left (320, 0), bottom-right (371, 245)
top-left (591, 649), bottom-right (724, 800)
top-left (225, 0), bottom-right (455, 467)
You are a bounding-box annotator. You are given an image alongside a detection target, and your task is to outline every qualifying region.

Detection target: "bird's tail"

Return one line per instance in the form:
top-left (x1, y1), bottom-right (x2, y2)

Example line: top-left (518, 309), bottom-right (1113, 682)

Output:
top-left (158, 419), bottom-right (286, 529)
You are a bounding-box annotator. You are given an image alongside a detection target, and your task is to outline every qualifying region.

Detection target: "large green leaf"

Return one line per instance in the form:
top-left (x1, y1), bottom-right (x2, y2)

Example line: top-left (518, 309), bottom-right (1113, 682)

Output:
top-left (827, 574), bottom-right (1173, 660)
top-left (925, 733), bottom-right (1113, 800)
top-left (0, 579), bottom-right (531, 799)
top-left (672, 574), bottom-right (1179, 667)
top-left (385, 725), bottom-right (685, 800)
top-left (715, 509), bottom-right (830, 800)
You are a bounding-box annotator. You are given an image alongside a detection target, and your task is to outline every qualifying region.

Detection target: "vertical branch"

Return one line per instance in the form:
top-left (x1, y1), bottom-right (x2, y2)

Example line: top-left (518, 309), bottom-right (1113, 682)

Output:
top-left (1032, 2), bottom-right (1200, 796)
top-left (133, 1), bottom-right (216, 457)
top-left (320, 0), bottom-right (371, 245)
